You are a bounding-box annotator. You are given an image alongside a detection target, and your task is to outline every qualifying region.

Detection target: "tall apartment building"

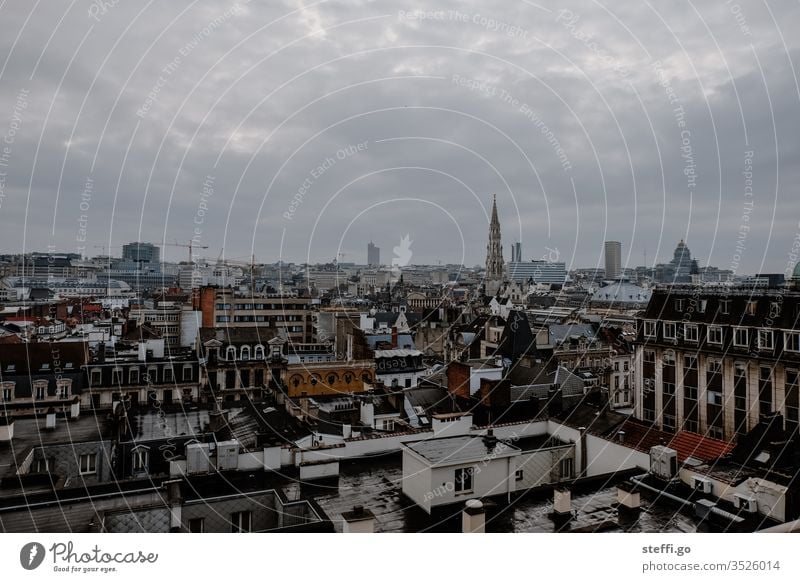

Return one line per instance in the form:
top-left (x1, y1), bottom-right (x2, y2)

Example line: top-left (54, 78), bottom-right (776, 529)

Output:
top-left (634, 286), bottom-right (800, 440)
top-left (604, 241), bottom-right (621, 280)
top-left (367, 241), bottom-right (380, 267)
top-left (194, 286), bottom-right (314, 343)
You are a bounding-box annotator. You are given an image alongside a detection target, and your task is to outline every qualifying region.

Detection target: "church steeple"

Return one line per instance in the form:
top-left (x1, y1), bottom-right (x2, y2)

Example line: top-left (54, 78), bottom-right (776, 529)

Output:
top-left (485, 194), bottom-right (504, 294)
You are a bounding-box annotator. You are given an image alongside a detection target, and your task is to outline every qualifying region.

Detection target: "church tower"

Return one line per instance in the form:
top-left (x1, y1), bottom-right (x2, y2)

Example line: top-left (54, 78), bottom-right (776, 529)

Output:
top-left (485, 194), bottom-right (504, 296)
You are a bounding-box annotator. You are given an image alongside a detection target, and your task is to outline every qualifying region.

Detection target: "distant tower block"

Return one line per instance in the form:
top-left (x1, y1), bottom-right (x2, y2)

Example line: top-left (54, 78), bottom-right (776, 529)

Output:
top-left (604, 241), bottom-right (622, 280)
top-left (367, 241), bottom-right (380, 267)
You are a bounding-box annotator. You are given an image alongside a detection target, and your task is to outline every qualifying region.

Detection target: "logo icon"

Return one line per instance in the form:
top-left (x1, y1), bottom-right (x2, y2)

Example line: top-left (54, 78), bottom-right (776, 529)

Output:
top-left (390, 234), bottom-right (413, 284)
top-left (20, 542), bottom-right (46, 570)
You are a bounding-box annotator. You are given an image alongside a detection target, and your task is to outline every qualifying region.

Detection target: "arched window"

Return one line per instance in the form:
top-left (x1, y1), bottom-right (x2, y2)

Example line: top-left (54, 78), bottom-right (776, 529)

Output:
top-left (254, 345), bottom-right (265, 360)
top-left (240, 346), bottom-right (251, 361)
top-left (327, 373), bottom-right (338, 385)
top-left (131, 446), bottom-right (149, 473)
top-left (226, 346), bottom-right (236, 360)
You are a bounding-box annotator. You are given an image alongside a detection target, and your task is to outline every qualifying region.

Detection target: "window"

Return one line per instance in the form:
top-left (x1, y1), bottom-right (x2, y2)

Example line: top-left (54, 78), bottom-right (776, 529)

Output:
top-left (90, 369), bottom-right (102, 386)
top-left (1, 382), bottom-right (13, 401)
top-left (182, 366), bottom-right (192, 382)
top-left (746, 301), bottom-right (757, 316)
top-left (720, 300), bottom-right (730, 315)
top-left (559, 457), bottom-right (574, 479)
top-left (163, 367), bottom-right (174, 382)
top-left (643, 350), bottom-right (656, 363)
top-left (515, 469), bottom-right (524, 481)
top-left (675, 299), bottom-right (685, 312)
top-left (254, 345), bottom-right (265, 360)
top-left (79, 453), bottom-right (97, 475)
top-left (34, 381), bottom-right (47, 400)
top-left (733, 328), bottom-right (749, 347)
top-left (132, 448), bottom-right (149, 473)
top-left (697, 300), bottom-right (707, 313)
top-left (785, 331), bottom-right (800, 353)
top-left (663, 322), bottom-right (677, 339)
top-left (240, 346), bottom-right (250, 361)
top-left (111, 368), bottom-right (123, 385)
top-left (226, 346), bottom-right (237, 360)
top-left (758, 329), bottom-right (774, 350)
top-left (614, 361), bottom-right (620, 372)
top-left (708, 360), bottom-right (722, 375)
top-left (624, 361), bottom-right (629, 372)
top-left (231, 511), bottom-right (252, 533)
top-left (707, 326), bottom-right (723, 345)
top-left (663, 414), bottom-right (676, 431)
top-left (684, 419), bottom-right (699, 433)
top-left (129, 368), bottom-right (139, 384)
top-left (707, 391), bottom-right (723, 406)
top-left (643, 321), bottom-right (656, 338)
top-left (454, 467), bottom-right (474, 493)
top-left (56, 380), bottom-right (71, 399)
top-left (34, 458), bottom-right (50, 473)
top-left (685, 386), bottom-right (698, 400)
top-left (663, 382), bottom-right (675, 396)
top-left (188, 518), bottom-right (205, 533)
top-left (684, 324), bottom-right (699, 342)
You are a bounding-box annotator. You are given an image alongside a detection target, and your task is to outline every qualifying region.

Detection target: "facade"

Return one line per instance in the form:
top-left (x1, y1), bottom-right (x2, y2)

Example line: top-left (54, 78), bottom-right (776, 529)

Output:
top-left (374, 348), bottom-right (426, 388)
top-left (401, 432), bottom-right (575, 513)
top-left (129, 301), bottom-right (183, 346)
top-left (122, 242), bottom-right (160, 267)
top-left (194, 286), bottom-right (314, 343)
top-left (84, 343), bottom-right (200, 409)
top-left (484, 195), bottom-right (504, 296)
top-left (604, 241), bottom-right (622, 280)
top-left (634, 286), bottom-right (800, 440)
top-left (367, 241), bottom-right (380, 267)
top-left (508, 261), bottom-right (567, 285)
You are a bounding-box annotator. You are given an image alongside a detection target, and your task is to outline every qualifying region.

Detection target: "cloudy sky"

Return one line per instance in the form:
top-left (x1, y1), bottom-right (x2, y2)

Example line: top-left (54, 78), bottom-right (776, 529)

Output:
top-left (0, 0), bottom-right (798, 274)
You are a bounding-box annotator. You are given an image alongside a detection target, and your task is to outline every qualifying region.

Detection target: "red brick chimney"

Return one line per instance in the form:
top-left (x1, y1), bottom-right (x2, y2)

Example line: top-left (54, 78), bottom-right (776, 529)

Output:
top-left (391, 326), bottom-right (398, 348)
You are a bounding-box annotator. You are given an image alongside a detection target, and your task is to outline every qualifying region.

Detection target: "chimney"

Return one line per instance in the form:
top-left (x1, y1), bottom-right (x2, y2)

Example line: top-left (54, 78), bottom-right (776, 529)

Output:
top-left (208, 397), bottom-right (227, 433)
top-left (45, 407), bottom-right (57, 430)
top-left (617, 430), bottom-right (626, 444)
top-left (553, 488), bottom-right (571, 516)
top-left (391, 326), bottom-right (398, 348)
top-left (164, 479), bottom-right (183, 532)
top-left (617, 481), bottom-right (641, 513)
top-left (342, 505), bottom-right (375, 533)
top-left (483, 428), bottom-right (498, 450)
top-left (462, 499), bottom-right (485, 533)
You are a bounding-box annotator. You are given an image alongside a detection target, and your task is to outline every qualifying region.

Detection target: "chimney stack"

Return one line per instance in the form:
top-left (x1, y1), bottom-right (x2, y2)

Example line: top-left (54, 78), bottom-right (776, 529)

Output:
top-left (342, 505), bottom-right (375, 533)
top-left (462, 500), bottom-right (486, 533)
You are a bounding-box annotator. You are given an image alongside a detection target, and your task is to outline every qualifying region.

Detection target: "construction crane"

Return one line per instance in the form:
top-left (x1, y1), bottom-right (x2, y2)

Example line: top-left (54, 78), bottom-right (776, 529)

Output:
top-left (159, 241), bottom-right (209, 264)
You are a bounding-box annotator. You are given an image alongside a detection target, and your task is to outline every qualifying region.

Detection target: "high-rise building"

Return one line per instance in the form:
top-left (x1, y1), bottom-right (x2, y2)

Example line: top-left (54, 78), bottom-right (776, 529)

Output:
top-left (511, 242), bottom-right (522, 263)
top-left (367, 241), bottom-right (380, 266)
top-left (122, 242), bottom-right (160, 266)
top-left (485, 195), bottom-right (504, 295)
top-left (508, 260), bottom-right (567, 285)
top-left (604, 241), bottom-right (622, 280)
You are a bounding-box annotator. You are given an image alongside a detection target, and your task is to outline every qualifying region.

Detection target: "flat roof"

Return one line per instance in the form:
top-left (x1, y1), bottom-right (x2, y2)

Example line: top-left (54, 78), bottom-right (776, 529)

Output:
top-left (404, 435), bottom-right (519, 465)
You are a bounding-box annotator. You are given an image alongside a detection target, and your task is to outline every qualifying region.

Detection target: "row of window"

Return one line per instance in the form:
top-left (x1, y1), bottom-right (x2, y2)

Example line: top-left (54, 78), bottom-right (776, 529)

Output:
top-left (90, 365), bottom-right (194, 386)
top-left (643, 321), bottom-right (800, 351)
top-left (216, 302), bottom-right (309, 311)
top-left (0, 380), bottom-right (71, 401)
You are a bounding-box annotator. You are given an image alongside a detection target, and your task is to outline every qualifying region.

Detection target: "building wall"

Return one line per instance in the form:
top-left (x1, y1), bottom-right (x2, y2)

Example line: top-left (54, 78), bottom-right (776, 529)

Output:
top-left (401, 450), bottom-right (433, 513)
top-left (283, 362), bottom-right (375, 397)
top-left (514, 445), bottom-right (575, 490)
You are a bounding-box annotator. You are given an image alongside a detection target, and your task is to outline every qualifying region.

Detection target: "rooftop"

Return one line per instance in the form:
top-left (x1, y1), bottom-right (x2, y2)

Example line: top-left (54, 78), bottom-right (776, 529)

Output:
top-left (404, 434), bottom-right (520, 465)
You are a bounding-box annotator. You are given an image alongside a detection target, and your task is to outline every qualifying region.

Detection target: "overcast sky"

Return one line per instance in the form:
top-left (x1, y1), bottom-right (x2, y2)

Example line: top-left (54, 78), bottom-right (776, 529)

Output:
top-left (0, 0), bottom-right (798, 274)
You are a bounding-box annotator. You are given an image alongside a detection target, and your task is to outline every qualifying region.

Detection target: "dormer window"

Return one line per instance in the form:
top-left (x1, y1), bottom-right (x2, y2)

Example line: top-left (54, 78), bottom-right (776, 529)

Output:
top-left (226, 346), bottom-right (237, 360)
top-left (254, 345), bottom-right (265, 360)
top-left (240, 346), bottom-right (251, 361)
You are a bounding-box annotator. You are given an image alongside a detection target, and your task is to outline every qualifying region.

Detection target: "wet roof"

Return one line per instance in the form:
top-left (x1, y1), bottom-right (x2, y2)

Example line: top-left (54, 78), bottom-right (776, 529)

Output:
top-left (404, 435), bottom-right (520, 465)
